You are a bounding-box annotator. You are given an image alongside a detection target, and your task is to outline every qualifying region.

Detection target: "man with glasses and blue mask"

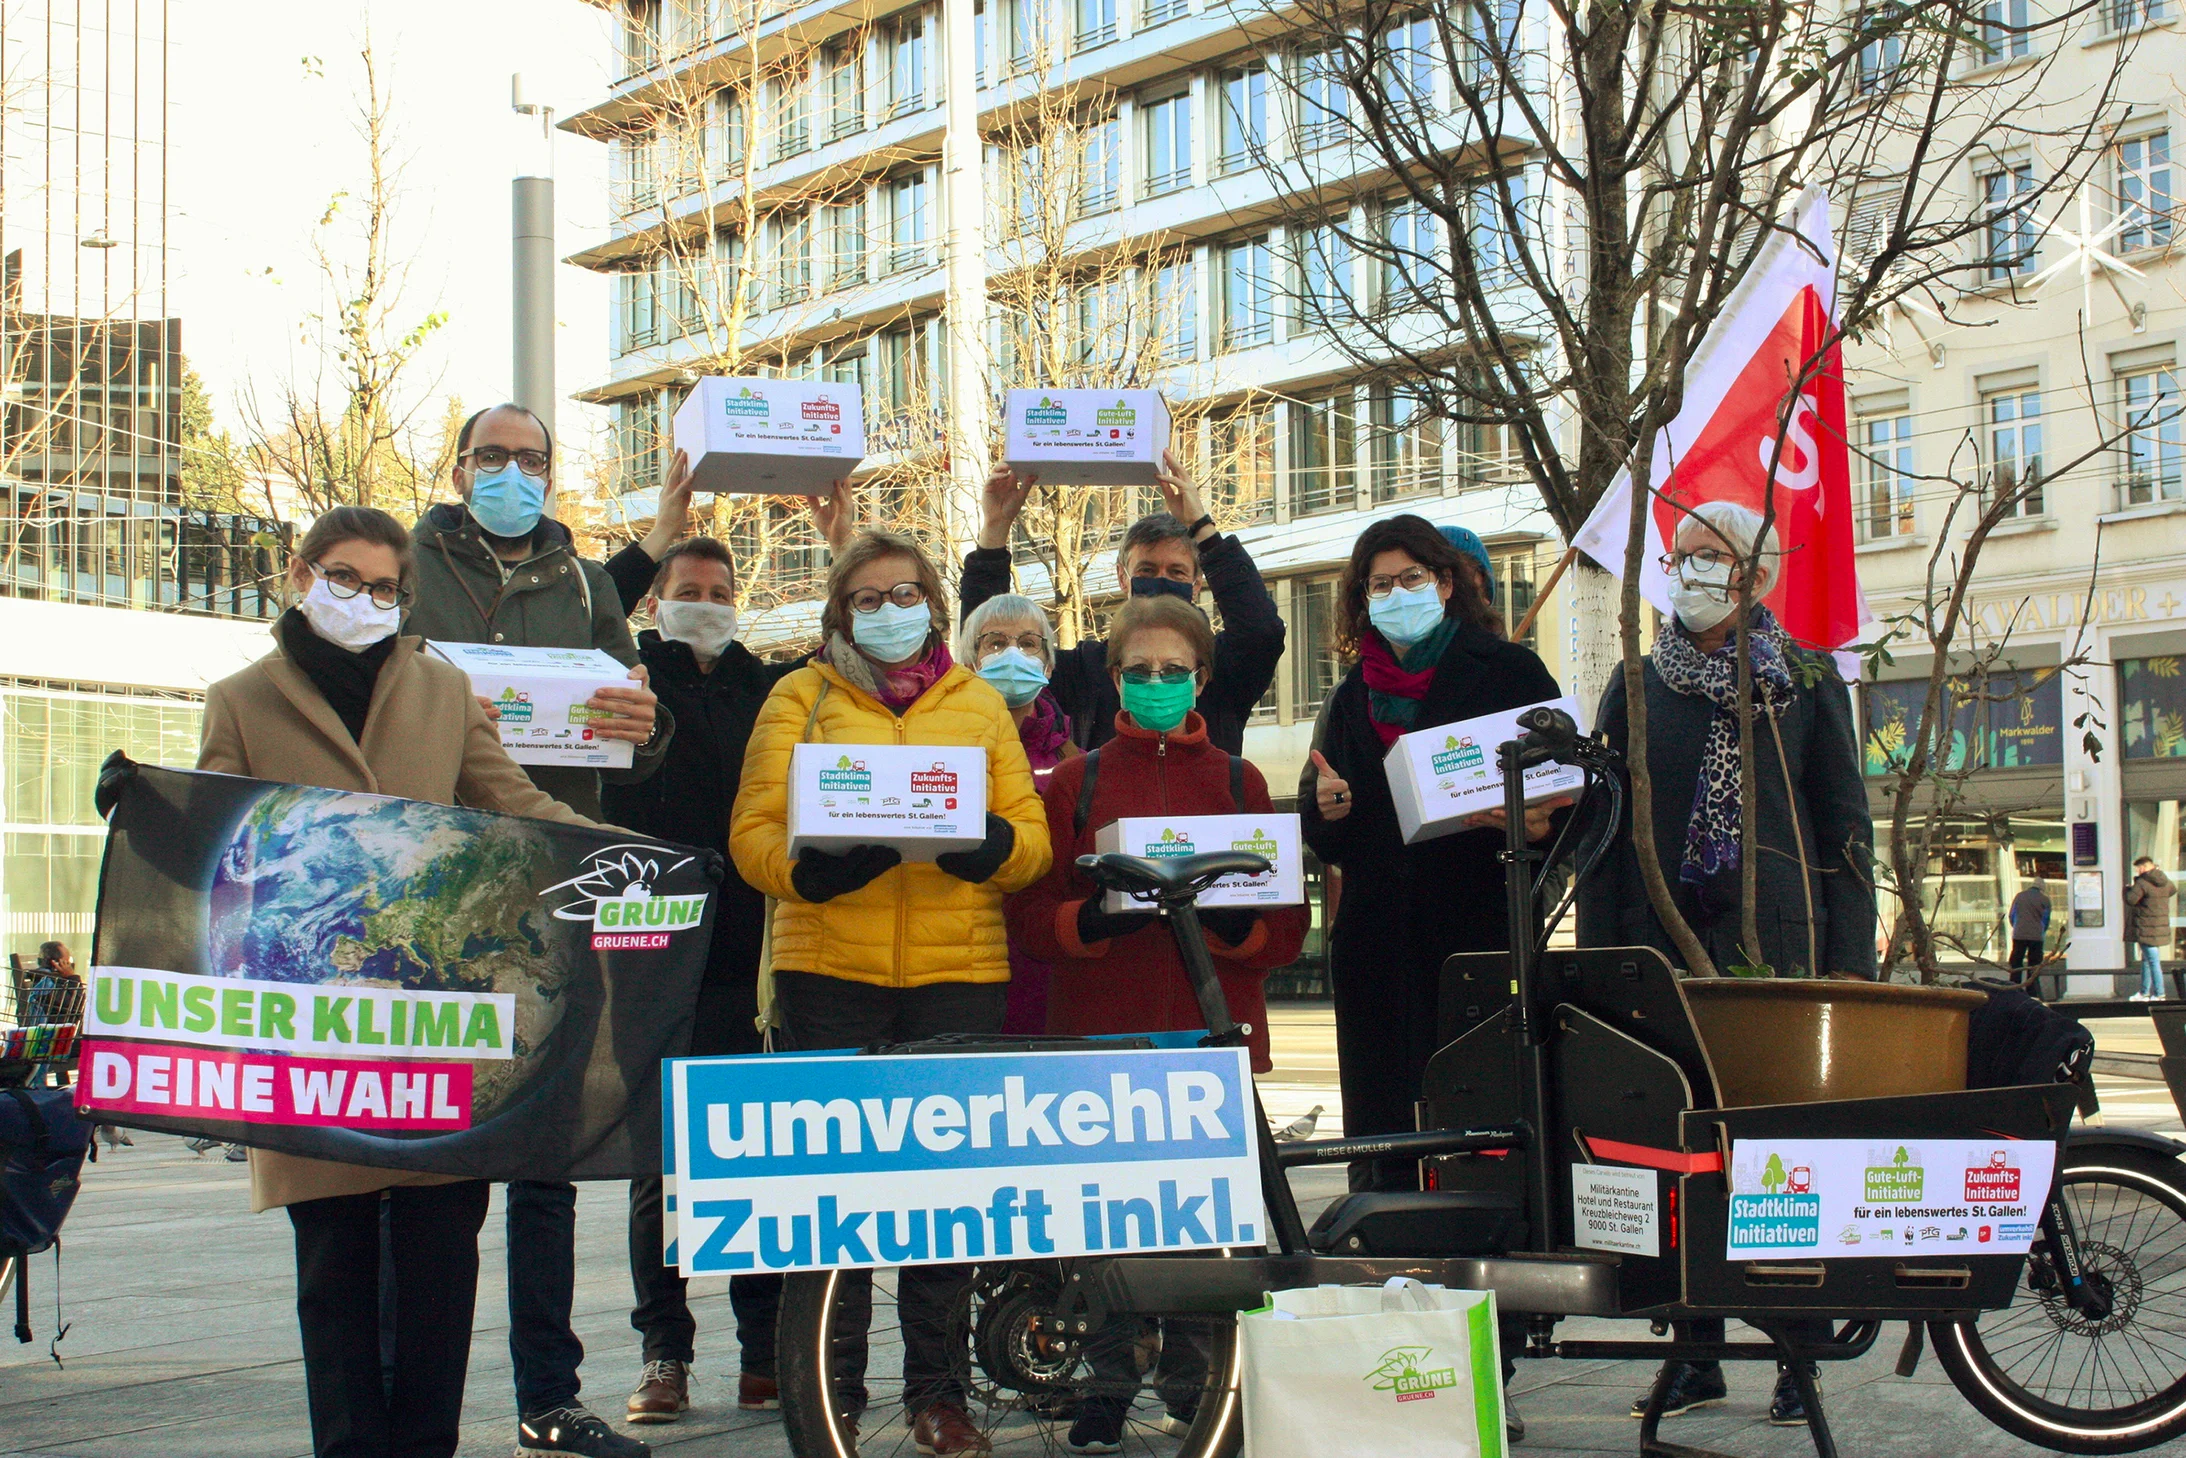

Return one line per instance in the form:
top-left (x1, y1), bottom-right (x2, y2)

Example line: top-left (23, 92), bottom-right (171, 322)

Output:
top-left (405, 402), bottom-right (667, 1458)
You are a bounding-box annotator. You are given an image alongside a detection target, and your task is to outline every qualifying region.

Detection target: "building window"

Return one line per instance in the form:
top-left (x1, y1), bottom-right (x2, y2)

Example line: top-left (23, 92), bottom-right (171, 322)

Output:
top-left (1493, 549), bottom-right (1537, 648)
top-left (1380, 12), bottom-right (1436, 108)
top-left (1143, 91), bottom-right (1193, 196)
top-left (828, 197), bottom-right (868, 287)
top-left (1370, 384), bottom-right (1443, 500)
top-left (1467, 170), bottom-right (1531, 284)
top-left (1079, 117), bottom-right (1121, 216)
top-left (2121, 367), bottom-right (2184, 505)
top-left (1455, 400), bottom-right (1514, 487)
top-left (776, 65), bottom-right (812, 158)
top-left (887, 13), bottom-right (930, 117)
top-left (1859, 412), bottom-right (1915, 539)
top-left (1293, 219), bottom-right (1354, 330)
top-left (1219, 64), bottom-right (1268, 174)
top-left (1208, 405), bottom-right (1276, 525)
top-left (1379, 194), bottom-right (1441, 309)
top-left (1462, 0), bottom-right (1523, 87)
top-left (1076, 0), bottom-right (1117, 50)
top-left (1005, 0), bottom-right (1052, 70)
top-left (1152, 253), bottom-right (1198, 361)
top-left (1292, 575), bottom-right (1341, 719)
top-left (2118, 132), bottom-right (2174, 253)
top-left (1984, 387), bottom-right (2042, 516)
top-left (1982, 163), bottom-right (2037, 279)
top-left (826, 44), bottom-right (865, 140)
top-left (1295, 48), bottom-right (1351, 150)
top-left (2127, 802), bottom-right (2186, 958)
top-left (1221, 237), bottom-right (1274, 350)
top-left (709, 88), bottom-right (748, 172)
top-left (622, 0), bottom-right (662, 75)
top-left (2123, 657), bottom-right (2186, 759)
top-left (620, 266), bottom-right (660, 352)
top-left (888, 171), bottom-right (931, 271)
top-left (2108, 0), bottom-right (2171, 33)
top-left (775, 210), bottom-right (814, 303)
top-left (1855, 5), bottom-right (1906, 93)
top-left (1289, 390), bottom-right (1355, 515)
top-left (1977, 0), bottom-right (2030, 61)
top-left (1142, 0), bottom-right (1189, 26)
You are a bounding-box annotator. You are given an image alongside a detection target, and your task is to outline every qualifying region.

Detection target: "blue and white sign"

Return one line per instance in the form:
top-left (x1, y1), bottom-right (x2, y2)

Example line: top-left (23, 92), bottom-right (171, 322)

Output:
top-left (666, 1045), bottom-right (1266, 1275)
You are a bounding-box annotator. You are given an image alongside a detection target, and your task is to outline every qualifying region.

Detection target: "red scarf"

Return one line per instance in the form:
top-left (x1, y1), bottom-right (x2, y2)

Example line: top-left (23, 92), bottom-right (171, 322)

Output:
top-left (1358, 631), bottom-right (1438, 748)
top-left (875, 643), bottom-right (954, 712)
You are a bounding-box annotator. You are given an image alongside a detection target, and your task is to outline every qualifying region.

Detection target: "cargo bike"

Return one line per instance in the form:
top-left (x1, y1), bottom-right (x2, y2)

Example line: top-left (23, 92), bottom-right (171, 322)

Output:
top-left (773, 709), bottom-right (2186, 1458)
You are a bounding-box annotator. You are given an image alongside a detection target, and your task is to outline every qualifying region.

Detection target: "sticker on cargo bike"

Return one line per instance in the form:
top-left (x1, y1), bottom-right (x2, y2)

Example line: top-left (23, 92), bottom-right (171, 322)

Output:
top-left (665, 1045), bottom-right (1265, 1275)
top-left (1571, 1162), bottom-right (1660, 1257)
top-left (1724, 1139), bottom-right (2057, 1260)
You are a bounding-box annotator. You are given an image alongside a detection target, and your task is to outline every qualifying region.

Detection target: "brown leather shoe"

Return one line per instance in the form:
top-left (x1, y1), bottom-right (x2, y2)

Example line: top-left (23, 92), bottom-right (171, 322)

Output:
top-left (626, 1359), bottom-right (689, 1424)
top-left (738, 1373), bottom-right (780, 1411)
top-left (912, 1402), bottom-right (991, 1455)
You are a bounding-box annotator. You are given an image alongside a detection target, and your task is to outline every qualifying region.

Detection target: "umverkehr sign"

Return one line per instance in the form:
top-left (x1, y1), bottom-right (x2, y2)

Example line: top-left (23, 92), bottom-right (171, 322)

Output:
top-left (667, 1046), bottom-right (1264, 1275)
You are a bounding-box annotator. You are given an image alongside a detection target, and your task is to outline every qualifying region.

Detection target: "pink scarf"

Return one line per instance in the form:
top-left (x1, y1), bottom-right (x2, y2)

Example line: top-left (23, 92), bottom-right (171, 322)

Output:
top-left (1358, 631), bottom-right (1438, 748)
top-left (874, 642), bottom-right (954, 712)
top-left (1017, 691), bottom-right (1073, 773)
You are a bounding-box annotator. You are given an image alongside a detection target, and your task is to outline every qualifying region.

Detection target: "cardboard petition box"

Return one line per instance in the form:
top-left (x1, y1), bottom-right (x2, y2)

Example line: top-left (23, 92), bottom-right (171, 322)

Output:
top-left (1384, 696), bottom-right (1586, 845)
top-left (427, 642), bottom-right (636, 769)
top-left (1004, 388), bottom-right (1171, 485)
top-left (786, 744), bottom-right (989, 861)
top-left (1092, 814), bottom-right (1303, 911)
top-left (672, 376), bottom-right (866, 496)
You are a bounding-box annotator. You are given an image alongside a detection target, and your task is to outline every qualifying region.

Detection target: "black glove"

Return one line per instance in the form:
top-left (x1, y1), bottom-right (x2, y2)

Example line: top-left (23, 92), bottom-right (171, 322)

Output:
top-left (790, 844), bottom-right (902, 903)
top-left (1077, 897), bottom-right (1158, 947)
top-left (1198, 908), bottom-right (1260, 947)
top-left (95, 751), bottom-right (138, 821)
top-left (935, 813), bottom-right (1015, 885)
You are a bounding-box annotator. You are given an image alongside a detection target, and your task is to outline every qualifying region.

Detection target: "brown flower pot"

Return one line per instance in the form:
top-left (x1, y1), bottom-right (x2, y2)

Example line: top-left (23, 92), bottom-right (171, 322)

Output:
top-left (1681, 978), bottom-right (1988, 1107)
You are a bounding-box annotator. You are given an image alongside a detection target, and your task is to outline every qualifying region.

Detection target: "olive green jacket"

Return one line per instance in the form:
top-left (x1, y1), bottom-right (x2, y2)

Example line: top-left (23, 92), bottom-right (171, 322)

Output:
top-left (402, 504), bottom-right (670, 818)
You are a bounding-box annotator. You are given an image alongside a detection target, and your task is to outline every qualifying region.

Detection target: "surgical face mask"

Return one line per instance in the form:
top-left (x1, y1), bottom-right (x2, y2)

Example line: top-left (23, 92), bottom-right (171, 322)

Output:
top-left (977, 646), bottom-right (1049, 708)
top-left (1367, 581), bottom-right (1447, 647)
top-left (850, 600), bottom-right (932, 663)
top-left (467, 462), bottom-right (548, 540)
top-left (1130, 575), bottom-right (1196, 604)
top-left (655, 600), bottom-right (738, 660)
top-left (297, 573), bottom-right (401, 651)
top-left (1671, 555), bottom-right (1738, 632)
top-left (1120, 673), bottom-right (1198, 733)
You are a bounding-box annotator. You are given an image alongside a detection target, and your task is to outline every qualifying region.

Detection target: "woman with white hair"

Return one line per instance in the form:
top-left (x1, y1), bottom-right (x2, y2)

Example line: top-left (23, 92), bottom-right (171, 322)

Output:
top-left (959, 593), bottom-right (1083, 1033)
top-left (1577, 499), bottom-right (1875, 1427)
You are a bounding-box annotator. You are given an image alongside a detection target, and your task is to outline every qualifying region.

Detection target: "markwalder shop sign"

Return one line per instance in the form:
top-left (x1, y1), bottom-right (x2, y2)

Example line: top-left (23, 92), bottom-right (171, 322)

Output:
top-left (1955, 582), bottom-right (2186, 638)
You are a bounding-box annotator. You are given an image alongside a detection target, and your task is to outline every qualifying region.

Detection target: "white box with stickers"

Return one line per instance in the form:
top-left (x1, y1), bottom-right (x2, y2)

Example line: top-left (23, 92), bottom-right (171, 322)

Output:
top-left (1383, 695), bottom-right (1587, 845)
top-left (785, 744), bottom-right (989, 860)
top-left (1091, 814), bottom-right (1304, 912)
top-left (1003, 388), bottom-right (1171, 486)
top-left (671, 376), bottom-right (866, 496)
top-left (426, 642), bottom-right (636, 769)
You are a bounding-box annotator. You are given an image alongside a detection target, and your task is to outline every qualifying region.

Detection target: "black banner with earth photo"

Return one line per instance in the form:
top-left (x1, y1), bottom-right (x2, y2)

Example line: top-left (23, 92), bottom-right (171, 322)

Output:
top-left (79, 759), bottom-right (717, 1182)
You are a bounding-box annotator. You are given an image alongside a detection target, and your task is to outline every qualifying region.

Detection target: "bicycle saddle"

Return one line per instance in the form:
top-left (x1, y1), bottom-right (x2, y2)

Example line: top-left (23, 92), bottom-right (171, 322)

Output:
top-left (1075, 850), bottom-right (1271, 904)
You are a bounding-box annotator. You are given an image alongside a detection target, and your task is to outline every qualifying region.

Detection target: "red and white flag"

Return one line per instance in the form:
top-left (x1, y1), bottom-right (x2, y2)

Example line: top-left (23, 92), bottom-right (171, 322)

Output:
top-left (1573, 189), bottom-right (1871, 652)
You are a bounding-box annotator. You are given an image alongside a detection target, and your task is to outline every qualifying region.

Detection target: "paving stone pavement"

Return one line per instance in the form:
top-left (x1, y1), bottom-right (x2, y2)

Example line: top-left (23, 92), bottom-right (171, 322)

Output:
top-left (2, 1004), bottom-right (2181, 1457)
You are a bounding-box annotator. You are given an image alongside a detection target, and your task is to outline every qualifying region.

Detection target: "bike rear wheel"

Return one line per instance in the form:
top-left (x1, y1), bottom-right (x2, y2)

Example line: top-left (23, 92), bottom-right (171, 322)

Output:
top-left (776, 1264), bottom-right (1242, 1458)
top-left (1933, 1143), bottom-right (2186, 1454)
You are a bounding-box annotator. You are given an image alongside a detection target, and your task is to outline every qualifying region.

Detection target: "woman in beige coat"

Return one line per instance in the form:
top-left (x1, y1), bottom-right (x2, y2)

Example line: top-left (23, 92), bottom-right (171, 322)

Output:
top-left (198, 505), bottom-right (597, 1458)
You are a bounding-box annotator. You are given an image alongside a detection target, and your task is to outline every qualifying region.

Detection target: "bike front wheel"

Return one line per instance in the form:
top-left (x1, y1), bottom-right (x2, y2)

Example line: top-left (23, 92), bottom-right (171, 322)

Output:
top-left (776, 1264), bottom-right (1243, 1458)
top-left (1933, 1142), bottom-right (2186, 1454)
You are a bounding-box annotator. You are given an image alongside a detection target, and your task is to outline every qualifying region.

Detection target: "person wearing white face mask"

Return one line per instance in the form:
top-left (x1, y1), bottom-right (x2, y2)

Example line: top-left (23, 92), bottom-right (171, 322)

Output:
top-left (195, 506), bottom-right (603, 1458)
top-left (1576, 499), bottom-right (1874, 1431)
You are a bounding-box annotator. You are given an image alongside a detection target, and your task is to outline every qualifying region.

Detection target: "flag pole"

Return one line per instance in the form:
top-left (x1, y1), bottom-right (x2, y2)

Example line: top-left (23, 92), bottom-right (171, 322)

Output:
top-left (1512, 545), bottom-right (1578, 643)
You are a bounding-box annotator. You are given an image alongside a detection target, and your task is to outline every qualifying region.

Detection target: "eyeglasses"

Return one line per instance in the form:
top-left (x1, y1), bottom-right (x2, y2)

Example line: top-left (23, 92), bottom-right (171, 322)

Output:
top-left (462, 445), bottom-right (552, 477)
top-left (1658, 547), bottom-right (1739, 575)
top-left (847, 582), bottom-right (928, 613)
top-left (1364, 566), bottom-right (1438, 599)
top-left (314, 562), bottom-right (411, 609)
top-left (976, 631), bottom-right (1047, 658)
top-left (1119, 665), bottom-right (1196, 685)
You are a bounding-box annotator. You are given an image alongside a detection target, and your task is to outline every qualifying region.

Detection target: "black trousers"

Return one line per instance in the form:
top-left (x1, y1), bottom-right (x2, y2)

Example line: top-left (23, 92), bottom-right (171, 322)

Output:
top-left (2009, 938), bottom-right (2044, 973)
top-left (289, 1181), bottom-right (492, 1458)
top-left (1677, 1316), bottom-right (1835, 1372)
top-left (1330, 944), bottom-right (1443, 1191)
top-left (772, 970), bottom-right (1007, 1413)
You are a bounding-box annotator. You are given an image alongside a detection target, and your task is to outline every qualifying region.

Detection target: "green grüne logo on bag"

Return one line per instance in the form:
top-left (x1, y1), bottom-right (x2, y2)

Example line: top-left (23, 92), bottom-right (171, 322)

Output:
top-left (1864, 1145), bottom-right (1925, 1203)
top-left (724, 385), bottom-right (771, 417)
top-left (1142, 825), bottom-right (1196, 858)
top-left (1365, 1345), bottom-right (1460, 1403)
top-left (1430, 733), bottom-right (1484, 776)
top-left (1024, 395), bottom-right (1068, 425)
top-left (1096, 397), bottom-right (1138, 426)
top-left (817, 754), bottom-right (874, 792)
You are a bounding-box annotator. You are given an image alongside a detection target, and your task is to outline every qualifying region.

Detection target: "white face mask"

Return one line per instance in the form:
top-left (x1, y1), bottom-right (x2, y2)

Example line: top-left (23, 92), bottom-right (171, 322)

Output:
top-left (297, 574), bottom-right (401, 651)
top-left (655, 599), bottom-right (739, 659)
top-left (1671, 555), bottom-right (1737, 632)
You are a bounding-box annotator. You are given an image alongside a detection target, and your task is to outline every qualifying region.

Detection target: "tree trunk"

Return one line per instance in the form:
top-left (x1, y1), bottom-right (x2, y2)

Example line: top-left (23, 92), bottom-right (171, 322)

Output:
top-left (1564, 561), bottom-right (1620, 726)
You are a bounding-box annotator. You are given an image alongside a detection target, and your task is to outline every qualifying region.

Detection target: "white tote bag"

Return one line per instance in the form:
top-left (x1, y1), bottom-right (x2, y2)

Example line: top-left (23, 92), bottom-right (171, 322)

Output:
top-left (1239, 1279), bottom-right (1504, 1458)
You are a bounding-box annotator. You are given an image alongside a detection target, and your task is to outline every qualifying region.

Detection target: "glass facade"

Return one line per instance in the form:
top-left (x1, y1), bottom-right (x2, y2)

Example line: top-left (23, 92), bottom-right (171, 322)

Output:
top-left (1881, 813), bottom-right (2069, 965)
top-left (2126, 800), bottom-right (2186, 956)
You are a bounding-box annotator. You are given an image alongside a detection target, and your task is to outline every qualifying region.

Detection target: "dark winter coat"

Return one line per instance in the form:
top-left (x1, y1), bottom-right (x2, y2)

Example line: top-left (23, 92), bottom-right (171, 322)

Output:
top-left (959, 533), bottom-right (1285, 755)
top-left (2127, 869), bottom-right (2177, 946)
top-left (403, 505), bottom-right (670, 819)
top-left (1576, 653), bottom-right (1878, 979)
top-left (2009, 884), bottom-right (2052, 942)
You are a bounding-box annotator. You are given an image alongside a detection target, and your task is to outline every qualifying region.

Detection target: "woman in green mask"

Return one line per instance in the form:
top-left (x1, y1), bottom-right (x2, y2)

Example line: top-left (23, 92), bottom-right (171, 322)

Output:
top-left (1006, 593), bottom-right (1307, 1449)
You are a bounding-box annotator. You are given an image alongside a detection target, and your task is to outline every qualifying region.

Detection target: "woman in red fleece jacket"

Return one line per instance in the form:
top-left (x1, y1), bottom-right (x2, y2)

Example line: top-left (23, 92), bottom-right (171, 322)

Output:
top-left (1007, 594), bottom-right (1307, 1074)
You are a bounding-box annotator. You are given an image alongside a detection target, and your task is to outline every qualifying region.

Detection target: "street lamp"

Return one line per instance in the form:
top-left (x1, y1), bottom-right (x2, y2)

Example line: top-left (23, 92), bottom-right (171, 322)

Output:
top-left (511, 73), bottom-right (556, 440)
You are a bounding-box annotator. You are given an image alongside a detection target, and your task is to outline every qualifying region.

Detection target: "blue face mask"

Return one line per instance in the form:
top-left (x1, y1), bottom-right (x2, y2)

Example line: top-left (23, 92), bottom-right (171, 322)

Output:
top-left (1368, 581), bottom-right (1447, 647)
top-left (850, 600), bottom-right (932, 663)
top-left (467, 463), bottom-right (548, 539)
top-left (977, 647), bottom-right (1049, 708)
top-left (1130, 575), bottom-right (1196, 603)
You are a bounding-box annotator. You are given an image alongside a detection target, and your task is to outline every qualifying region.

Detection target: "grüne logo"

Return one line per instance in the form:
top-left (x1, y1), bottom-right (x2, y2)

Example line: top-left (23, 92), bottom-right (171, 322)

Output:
top-left (540, 844), bottom-right (711, 951)
top-left (1963, 1149), bottom-right (2022, 1203)
top-left (819, 754), bottom-right (873, 792)
top-left (909, 765), bottom-right (959, 795)
top-left (1364, 1346), bottom-right (1459, 1404)
top-left (1430, 734), bottom-right (1483, 776)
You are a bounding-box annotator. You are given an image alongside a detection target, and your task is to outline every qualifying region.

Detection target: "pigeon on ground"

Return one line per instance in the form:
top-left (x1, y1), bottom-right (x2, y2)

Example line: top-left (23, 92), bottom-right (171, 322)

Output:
top-left (1271, 1105), bottom-right (1323, 1142)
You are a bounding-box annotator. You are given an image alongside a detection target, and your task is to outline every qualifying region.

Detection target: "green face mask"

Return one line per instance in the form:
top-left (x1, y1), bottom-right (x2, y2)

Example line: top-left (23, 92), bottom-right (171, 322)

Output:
top-left (1120, 674), bottom-right (1197, 733)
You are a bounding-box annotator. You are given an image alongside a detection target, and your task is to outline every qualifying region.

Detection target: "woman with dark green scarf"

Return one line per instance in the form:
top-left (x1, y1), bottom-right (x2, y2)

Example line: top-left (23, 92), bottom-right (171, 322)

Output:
top-left (1298, 513), bottom-right (1567, 1193)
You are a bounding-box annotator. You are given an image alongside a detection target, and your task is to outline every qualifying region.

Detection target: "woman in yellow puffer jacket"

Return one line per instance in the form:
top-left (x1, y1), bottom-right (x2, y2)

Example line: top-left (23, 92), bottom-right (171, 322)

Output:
top-left (729, 526), bottom-right (1050, 1454)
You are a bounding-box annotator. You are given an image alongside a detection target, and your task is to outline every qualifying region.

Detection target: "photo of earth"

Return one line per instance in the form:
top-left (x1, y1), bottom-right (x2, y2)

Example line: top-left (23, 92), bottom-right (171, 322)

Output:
top-left (205, 784), bottom-right (584, 1113)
